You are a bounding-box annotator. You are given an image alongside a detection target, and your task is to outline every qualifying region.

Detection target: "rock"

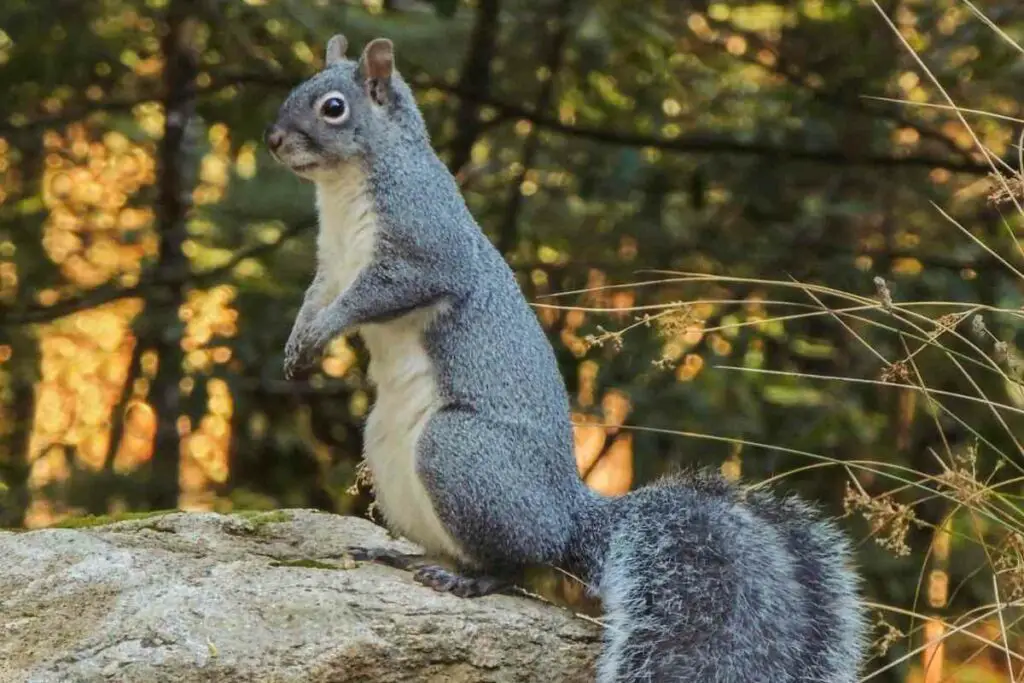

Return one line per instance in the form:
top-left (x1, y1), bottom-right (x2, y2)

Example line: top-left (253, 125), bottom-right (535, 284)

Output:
top-left (0, 511), bottom-right (600, 682)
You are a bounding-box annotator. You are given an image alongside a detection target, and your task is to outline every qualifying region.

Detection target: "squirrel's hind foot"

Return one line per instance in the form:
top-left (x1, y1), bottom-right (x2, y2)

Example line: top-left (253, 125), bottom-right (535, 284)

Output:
top-left (413, 564), bottom-right (508, 598)
top-left (345, 547), bottom-right (507, 597)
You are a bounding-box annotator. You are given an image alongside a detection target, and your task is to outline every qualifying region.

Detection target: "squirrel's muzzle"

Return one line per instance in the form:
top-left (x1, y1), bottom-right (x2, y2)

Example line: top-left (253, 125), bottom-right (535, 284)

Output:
top-left (265, 125), bottom-right (285, 152)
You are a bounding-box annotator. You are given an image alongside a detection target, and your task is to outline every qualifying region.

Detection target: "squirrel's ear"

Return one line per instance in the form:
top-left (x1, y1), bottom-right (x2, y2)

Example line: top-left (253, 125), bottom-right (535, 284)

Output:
top-left (359, 38), bottom-right (394, 106)
top-left (325, 34), bottom-right (348, 67)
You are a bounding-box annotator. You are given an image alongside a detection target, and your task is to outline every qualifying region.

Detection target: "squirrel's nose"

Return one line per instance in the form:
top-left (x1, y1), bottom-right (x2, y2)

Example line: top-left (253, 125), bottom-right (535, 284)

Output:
top-left (265, 125), bottom-right (285, 151)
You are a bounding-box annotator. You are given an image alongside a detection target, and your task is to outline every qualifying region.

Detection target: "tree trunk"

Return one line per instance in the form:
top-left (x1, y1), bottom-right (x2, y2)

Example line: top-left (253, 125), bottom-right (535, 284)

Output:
top-left (446, 0), bottom-right (502, 176)
top-left (497, 0), bottom-right (575, 257)
top-left (146, 0), bottom-right (198, 510)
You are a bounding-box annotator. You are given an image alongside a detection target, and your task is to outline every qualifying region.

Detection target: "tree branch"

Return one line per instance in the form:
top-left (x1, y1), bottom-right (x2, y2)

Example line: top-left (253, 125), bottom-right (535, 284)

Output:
top-left (462, 95), bottom-right (998, 174)
top-left (3, 70), bottom-right (1000, 176)
top-left (0, 220), bottom-right (315, 326)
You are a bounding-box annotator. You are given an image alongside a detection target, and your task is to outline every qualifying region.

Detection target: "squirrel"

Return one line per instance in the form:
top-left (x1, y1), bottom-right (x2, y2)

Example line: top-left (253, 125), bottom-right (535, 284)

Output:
top-left (265, 33), bottom-right (867, 682)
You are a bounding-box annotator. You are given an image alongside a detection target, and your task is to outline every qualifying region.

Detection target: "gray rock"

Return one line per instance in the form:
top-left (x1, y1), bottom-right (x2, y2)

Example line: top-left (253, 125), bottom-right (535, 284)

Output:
top-left (0, 511), bottom-right (599, 682)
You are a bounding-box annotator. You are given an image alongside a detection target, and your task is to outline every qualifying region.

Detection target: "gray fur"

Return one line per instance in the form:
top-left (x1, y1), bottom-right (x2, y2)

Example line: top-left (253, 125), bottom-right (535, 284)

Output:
top-left (268, 35), bottom-right (867, 681)
top-left (592, 472), bottom-right (867, 682)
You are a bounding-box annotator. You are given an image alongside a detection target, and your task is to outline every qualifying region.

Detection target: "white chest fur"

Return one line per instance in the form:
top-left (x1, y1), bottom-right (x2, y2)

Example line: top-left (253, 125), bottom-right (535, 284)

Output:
top-left (314, 169), bottom-right (467, 564)
top-left (315, 168), bottom-right (378, 302)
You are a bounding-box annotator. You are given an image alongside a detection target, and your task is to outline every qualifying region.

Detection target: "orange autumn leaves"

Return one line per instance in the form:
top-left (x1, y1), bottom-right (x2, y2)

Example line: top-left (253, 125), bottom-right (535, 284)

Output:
top-left (19, 123), bottom-right (241, 526)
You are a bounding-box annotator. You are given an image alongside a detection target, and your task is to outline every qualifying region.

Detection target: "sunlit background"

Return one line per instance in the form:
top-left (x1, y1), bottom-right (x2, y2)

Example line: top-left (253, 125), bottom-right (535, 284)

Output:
top-left (2, 0), bottom-right (1023, 680)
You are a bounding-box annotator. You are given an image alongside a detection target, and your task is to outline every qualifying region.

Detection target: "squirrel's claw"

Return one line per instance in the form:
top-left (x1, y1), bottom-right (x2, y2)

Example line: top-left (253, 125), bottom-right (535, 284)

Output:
top-left (344, 547), bottom-right (507, 597)
top-left (283, 326), bottom-right (333, 380)
top-left (283, 341), bottom-right (315, 380)
top-left (344, 546), bottom-right (425, 571)
top-left (413, 564), bottom-right (508, 598)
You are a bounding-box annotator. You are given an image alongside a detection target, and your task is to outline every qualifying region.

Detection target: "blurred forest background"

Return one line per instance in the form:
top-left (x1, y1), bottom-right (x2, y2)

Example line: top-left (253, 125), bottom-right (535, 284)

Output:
top-left (1, 0), bottom-right (1023, 680)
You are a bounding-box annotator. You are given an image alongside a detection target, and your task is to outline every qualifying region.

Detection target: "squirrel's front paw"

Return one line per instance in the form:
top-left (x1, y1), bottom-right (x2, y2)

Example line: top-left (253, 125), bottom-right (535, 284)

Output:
top-left (283, 339), bottom-right (315, 380)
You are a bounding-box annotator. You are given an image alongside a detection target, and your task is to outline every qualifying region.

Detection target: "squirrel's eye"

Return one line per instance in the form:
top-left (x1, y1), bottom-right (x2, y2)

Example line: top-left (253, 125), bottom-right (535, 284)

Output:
top-left (319, 96), bottom-right (347, 123)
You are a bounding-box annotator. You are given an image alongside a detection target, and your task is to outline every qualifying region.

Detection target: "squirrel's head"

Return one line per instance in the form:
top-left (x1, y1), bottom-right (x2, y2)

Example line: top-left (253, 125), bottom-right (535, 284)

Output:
top-left (265, 34), bottom-right (423, 181)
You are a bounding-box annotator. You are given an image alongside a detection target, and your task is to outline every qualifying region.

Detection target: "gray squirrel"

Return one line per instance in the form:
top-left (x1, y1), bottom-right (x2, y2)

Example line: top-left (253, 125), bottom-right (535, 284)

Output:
top-left (265, 33), bottom-right (867, 682)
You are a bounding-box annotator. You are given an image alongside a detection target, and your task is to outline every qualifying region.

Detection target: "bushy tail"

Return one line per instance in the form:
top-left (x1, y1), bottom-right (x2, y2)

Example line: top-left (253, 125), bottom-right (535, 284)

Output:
top-left (593, 471), bottom-right (866, 683)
